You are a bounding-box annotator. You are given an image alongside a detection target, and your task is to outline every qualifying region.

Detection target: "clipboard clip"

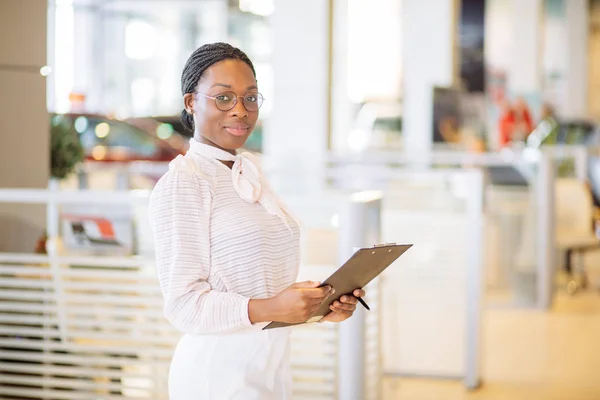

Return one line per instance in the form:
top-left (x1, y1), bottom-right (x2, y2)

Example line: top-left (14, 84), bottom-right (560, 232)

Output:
top-left (373, 242), bottom-right (396, 248)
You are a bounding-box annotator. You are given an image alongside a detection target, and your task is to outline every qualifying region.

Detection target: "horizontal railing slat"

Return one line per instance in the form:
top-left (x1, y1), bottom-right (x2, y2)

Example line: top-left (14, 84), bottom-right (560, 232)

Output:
top-left (0, 315), bottom-right (179, 334)
top-left (0, 303), bottom-right (164, 319)
top-left (0, 374), bottom-right (130, 392)
top-left (0, 362), bottom-right (164, 381)
top-left (0, 278), bottom-right (53, 289)
top-left (0, 351), bottom-right (170, 368)
top-left (0, 386), bottom-right (142, 400)
top-left (0, 339), bottom-right (174, 356)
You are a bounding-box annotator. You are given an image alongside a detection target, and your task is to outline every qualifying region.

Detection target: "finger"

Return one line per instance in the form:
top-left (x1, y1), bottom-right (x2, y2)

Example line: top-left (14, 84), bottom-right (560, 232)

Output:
top-left (294, 281), bottom-right (322, 288)
top-left (353, 289), bottom-right (365, 297)
top-left (303, 286), bottom-right (334, 299)
top-left (329, 304), bottom-right (353, 317)
top-left (340, 295), bottom-right (358, 305)
top-left (332, 300), bottom-right (356, 312)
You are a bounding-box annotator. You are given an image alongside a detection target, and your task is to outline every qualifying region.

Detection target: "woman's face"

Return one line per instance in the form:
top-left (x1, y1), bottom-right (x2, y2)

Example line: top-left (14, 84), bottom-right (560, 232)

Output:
top-left (184, 59), bottom-right (259, 151)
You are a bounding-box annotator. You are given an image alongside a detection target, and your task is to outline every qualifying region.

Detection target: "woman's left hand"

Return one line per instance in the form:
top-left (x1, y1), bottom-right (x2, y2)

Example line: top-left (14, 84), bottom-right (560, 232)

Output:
top-left (320, 289), bottom-right (366, 323)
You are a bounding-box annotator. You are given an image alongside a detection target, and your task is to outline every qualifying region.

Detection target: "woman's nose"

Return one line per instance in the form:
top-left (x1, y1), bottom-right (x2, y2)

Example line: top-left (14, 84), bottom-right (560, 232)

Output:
top-left (229, 98), bottom-right (248, 118)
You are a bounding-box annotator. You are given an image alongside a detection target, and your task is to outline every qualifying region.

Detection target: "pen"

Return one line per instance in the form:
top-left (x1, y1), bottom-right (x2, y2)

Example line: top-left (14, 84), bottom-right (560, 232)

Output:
top-left (357, 297), bottom-right (370, 311)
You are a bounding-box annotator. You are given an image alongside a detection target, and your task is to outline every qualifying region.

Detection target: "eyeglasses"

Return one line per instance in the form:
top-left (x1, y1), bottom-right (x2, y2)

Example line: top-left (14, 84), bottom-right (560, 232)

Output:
top-left (196, 91), bottom-right (264, 112)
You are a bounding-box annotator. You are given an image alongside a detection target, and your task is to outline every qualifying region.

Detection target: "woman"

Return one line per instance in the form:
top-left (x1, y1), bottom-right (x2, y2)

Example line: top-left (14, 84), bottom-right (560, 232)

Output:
top-left (149, 42), bottom-right (364, 399)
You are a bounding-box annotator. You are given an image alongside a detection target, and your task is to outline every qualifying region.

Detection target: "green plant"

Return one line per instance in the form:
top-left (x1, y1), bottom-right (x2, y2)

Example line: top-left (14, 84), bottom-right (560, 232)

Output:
top-left (50, 116), bottom-right (84, 179)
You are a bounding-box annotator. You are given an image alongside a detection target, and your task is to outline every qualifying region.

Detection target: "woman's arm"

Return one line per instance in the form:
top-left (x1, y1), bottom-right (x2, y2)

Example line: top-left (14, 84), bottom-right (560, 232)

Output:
top-left (248, 298), bottom-right (277, 323)
top-left (149, 169), bottom-right (252, 335)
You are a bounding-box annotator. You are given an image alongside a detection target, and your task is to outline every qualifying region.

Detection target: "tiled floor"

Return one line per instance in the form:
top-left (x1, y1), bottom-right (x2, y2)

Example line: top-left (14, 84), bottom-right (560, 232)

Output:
top-left (383, 291), bottom-right (600, 400)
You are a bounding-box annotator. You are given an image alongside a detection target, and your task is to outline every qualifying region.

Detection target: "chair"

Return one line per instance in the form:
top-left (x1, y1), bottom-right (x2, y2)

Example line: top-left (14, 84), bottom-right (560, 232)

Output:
top-left (555, 178), bottom-right (600, 292)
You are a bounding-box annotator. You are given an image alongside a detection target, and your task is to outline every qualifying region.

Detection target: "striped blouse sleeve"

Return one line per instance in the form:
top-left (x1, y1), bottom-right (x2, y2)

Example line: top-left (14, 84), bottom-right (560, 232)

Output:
top-left (149, 169), bottom-right (252, 334)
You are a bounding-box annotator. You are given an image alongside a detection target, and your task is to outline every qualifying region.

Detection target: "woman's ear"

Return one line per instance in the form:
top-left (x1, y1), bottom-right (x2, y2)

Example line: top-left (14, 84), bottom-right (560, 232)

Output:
top-left (183, 93), bottom-right (195, 114)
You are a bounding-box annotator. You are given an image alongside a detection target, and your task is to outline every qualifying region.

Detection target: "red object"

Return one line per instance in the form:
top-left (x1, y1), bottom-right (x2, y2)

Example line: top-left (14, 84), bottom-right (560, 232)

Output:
top-left (62, 214), bottom-right (116, 239)
top-left (498, 104), bottom-right (534, 147)
top-left (499, 111), bottom-right (515, 147)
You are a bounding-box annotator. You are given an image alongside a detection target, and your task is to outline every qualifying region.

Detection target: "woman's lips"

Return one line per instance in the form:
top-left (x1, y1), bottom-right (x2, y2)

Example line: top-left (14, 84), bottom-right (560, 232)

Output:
top-left (224, 125), bottom-right (250, 137)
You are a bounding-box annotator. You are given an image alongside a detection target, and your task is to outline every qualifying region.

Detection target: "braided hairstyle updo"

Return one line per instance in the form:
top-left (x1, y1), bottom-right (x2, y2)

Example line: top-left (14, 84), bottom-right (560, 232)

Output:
top-left (180, 42), bottom-right (256, 132)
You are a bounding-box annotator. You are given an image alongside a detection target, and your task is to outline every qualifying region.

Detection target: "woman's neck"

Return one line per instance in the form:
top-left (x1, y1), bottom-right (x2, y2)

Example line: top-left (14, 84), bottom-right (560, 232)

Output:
top-left (194, 135), bottom-right (235, 169)
top-left (195, 135), bottom-right (236, 156)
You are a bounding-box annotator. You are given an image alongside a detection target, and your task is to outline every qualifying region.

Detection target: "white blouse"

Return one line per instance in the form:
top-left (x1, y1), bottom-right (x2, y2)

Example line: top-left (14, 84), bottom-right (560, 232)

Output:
top-left (149, 139), bottom-right (300, 334)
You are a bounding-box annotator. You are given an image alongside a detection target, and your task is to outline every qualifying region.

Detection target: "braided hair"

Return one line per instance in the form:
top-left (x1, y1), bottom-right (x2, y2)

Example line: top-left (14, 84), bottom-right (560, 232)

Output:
top-left (180, 42), bottom-right (256, 132)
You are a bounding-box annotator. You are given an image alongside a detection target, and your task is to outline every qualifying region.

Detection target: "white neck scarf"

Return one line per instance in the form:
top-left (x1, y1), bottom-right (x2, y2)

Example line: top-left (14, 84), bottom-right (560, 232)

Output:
top-left (187, 139), bottom-right (297, 233)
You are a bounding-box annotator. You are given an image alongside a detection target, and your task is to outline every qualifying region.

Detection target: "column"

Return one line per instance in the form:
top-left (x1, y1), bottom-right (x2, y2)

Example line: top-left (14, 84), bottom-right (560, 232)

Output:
top-left (263, 0), bottom-right (329, 187)
top-left (563, 0), bottom-right (589, 119)
top-left (401, 0), bottom-right (458, 162)
top-left (330, 0), bottom-right (351, 154)
top-left (507, 0), bottom-right (543, 96)
top-left (0, 0), bottom-right (49, 251)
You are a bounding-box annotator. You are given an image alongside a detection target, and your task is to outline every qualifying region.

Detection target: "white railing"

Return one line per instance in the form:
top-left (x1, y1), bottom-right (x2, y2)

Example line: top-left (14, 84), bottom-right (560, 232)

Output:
top-left (0, 187), bottom-right (382, 399)
top-left (0, 252), bottom-right (173, 399)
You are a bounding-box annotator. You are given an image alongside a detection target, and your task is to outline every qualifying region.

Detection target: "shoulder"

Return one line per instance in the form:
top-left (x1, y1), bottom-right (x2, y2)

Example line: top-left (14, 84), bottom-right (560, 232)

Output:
top-left (150, 153), bottom-right (216, 206)
top-left (168, 152), bottom-right (217, 180)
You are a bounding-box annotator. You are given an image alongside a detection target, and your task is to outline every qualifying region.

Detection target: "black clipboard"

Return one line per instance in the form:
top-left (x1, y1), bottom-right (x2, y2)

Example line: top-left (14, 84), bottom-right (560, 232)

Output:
top-left (263, 243), bottom-right (412, 330)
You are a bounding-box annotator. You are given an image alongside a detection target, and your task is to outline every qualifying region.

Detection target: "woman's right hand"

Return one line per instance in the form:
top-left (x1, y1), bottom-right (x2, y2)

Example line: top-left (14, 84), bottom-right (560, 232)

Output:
top-left (248, 281), bottom-right (334, 324)
top-left (270, 281), bottom-right (334, 323)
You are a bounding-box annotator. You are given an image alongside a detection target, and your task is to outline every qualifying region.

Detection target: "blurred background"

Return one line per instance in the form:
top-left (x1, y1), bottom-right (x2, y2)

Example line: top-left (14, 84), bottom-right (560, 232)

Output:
top-left (1, 0), bottom-right (600, 399)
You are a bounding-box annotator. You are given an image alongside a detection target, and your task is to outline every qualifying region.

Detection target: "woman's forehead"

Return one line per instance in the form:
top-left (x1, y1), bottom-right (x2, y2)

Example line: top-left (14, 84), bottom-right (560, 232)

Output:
top-left (199, 59), bottom-right (256, 89)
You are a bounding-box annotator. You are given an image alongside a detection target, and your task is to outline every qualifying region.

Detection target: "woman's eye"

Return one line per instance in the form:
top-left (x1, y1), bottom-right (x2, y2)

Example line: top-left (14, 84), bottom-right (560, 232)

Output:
top-left (245, 95), bottom-right (257, 103)
top-left (216, 94), bottom-right (231, 101)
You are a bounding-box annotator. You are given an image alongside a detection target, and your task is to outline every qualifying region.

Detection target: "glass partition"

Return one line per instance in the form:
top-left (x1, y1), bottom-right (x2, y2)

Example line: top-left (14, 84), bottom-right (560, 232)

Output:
top-left (268, 166), bottom-right (484, 388)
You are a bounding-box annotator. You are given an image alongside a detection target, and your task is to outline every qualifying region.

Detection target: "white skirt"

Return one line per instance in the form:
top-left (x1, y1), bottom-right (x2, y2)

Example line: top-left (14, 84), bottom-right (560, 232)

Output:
top-left (168, 327), bottom-right (292, 399)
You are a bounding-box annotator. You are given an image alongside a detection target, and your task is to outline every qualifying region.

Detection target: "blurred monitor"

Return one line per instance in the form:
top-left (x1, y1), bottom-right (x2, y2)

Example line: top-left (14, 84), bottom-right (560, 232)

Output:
top-left (486, 165), bottom-right (529, 187)
top-left (432, 86), bottom-right (463, 144)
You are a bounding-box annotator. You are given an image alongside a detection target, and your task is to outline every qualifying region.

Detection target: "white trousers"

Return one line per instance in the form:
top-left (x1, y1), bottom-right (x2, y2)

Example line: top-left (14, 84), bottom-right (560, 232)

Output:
top-left (168, 328), bottom-right (292, 399)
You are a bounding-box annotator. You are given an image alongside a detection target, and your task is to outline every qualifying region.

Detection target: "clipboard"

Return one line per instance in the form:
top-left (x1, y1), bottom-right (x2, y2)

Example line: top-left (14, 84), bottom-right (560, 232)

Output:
top-left (263, 243), bottom-right (412, 330)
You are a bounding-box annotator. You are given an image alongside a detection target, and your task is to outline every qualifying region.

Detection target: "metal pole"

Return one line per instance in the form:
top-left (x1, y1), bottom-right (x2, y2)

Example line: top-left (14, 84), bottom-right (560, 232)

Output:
top-left (464, 170), bottom-right (484, 389)
top-left (537, 151), bottom-right (556, 309)
top-left (573, 145), bottom-right (588, 182)
top-left (337, 193), bottom-right (382, 400)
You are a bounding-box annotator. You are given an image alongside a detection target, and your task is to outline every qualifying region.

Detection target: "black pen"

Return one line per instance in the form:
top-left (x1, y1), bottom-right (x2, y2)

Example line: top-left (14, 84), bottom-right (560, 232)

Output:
top-left (357, 297), bottom-right (370, 311)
